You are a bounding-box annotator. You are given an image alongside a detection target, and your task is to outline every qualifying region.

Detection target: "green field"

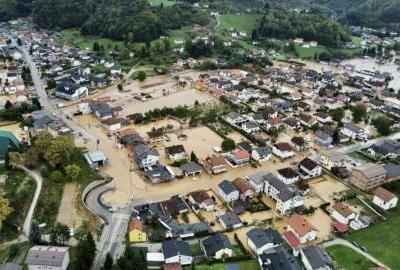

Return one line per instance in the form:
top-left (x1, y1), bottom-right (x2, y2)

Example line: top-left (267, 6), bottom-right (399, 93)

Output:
top-left (344, 206), bottom-right (400, 268)
top-left (327, 245), bottom-right (376, 270)
top-left (147, 0), bottom-right (176, 6)
top-left (184, 260), bottom-right (260, 270)
top-left (216, 13), bottom-right (263, 39)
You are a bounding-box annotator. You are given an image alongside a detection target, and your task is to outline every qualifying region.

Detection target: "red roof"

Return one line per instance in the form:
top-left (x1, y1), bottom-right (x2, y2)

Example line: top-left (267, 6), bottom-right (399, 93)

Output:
top-left (282, 231), bottom-right (300, 247)
top-left (332, 222), bottom-right (349, 233)
top-left (233, 150), bottom-right (250, 160)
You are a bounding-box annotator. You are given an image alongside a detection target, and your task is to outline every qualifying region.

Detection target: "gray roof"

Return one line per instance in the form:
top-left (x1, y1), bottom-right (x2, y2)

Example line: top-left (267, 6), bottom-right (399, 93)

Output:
top-left (162, 240), bottom-right (192, 259)
top-left (259, 247), bottom-right (301, 270)
top-left (133, 144), bottom-right (159, 161)
top-left (84, 150), bottom-right (107, 164)
top-left (265, 173), bottom-right (299, 202)
top-left (202, 234), bottom-right (232, 257)
top-left (344, 122), bottom-right (363, 133)
top-left (247, 228), bottom-right (284, 248)
top-left (303, 245), bottom-right (333, 269)
top-left (355, 163), bottom-right (386, 179)
top-left (180, 162), bottom-right (203, 173)
top-left (26, 246), bottom-right (68, 267)
top-left (253, 147), bottom-right (272, 158)
top-left (383, 164), bottom-right (400, 180)
top-left (218, 180), bottom-right (239, 195)
top-left (145, 165), bottom-right (173, 181)
top-left (0, 263), bottom-right (22, 270)
top-left (374, 140), bottom-right (400, 155)
top-left (219, 212), bottom-right (242, 228)
top-left (247, 171), bottom-right (269, 185)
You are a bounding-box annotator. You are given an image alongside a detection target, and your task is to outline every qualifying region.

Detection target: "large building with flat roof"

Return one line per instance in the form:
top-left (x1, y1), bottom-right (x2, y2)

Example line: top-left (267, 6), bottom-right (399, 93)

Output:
top-left (26, 246), bottom-right (69, 270)
top-left (350, 163), bottom-right (387, 191)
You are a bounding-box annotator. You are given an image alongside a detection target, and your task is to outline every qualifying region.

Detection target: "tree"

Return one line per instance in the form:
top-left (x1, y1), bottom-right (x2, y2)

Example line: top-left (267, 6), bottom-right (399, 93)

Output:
top-left (93, 42), bottom-right (100, 52)
top-left (190, 151), bottom-right (198, 163)
top-left (221, 138), bottom-right (236, 152)
top-left (29, 219), bottom-right (42, 244)
top-left (49, 170), bottom-right (63, 183)
top-left (75, 232), bottom-right (96, 269)
top-left (8, 152), bottom-right (25, 169)
top-left (372, 116), bottom-right (392, 136)
top-left (117, 84), bottom-right (124, 91)
top-left (103, 253), bottom-right (113, 270)
top-left (137, 71), bottom-right (146, 82)
top-left (33, 132), bottom-right (54, 155)
top-left (50, 222), bottom-right (70, 246)
top-left (333, 129), bottom-right (341, 145)
top-left (44, 135), bottom-right (74, 168)
top-left (330, 107), bottom-right (345, 122)
top-left (65, 164), bottom-right (81, 181)
top-left (351, 104), bottom-right (367, 123)
top-left (0, 192), bottom-right (12, 230)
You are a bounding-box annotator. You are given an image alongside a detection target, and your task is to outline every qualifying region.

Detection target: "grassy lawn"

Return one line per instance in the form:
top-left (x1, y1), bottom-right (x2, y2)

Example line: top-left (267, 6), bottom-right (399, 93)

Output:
top-left (190, 243), bottom-right (203, 255)
top-left (327, 245), bottom-right (376, 270)
top-left (344, 206), bottom-right (400, 268)
top-left (216, 14), bottom-right (263, 39)
top-left (295, 44), bottom-right (327, 59)
top-left (184, 260), bottom-right (260, 270)
top-left (349, 151), bottom-right (375, 163)
top-left (0, 166), bottom-right (36, 243)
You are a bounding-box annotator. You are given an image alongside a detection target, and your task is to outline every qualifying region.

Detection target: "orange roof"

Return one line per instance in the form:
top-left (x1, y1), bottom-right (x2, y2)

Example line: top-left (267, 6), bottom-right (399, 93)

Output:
top-left (232, 177), bottom-right (254, 193)
top-left (204, 156), bottom-right (226, 167)
top-left (286, 214), bottom-right (317, 236)
top-left (282, 231), bottom-right (300, 247)
top-left (233, 150), bottom-right (250, 160)
top-left (129, 219), bottom-right (144, 231)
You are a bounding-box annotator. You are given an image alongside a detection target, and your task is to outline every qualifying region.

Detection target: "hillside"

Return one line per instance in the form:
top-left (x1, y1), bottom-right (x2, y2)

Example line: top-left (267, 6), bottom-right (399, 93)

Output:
top-left (32, 0), bottom-right (210, 42)
top-left (0, 0), bottom-right (32, 21)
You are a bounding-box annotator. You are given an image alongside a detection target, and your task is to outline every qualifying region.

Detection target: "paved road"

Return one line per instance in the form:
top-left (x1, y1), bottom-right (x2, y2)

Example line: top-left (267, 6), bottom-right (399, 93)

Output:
top-left (16, 43), bottom-right (98, 141)
top-left (322, 238), bottom-right (391, 269)
top-left (20, 166), bottom-right (43, 240)
top-left (335, 132), bottom-right (400, 154)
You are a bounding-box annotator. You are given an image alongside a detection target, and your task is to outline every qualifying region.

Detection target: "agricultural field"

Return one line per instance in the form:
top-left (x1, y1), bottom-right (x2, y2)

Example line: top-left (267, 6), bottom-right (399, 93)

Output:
top-left (327, 245), bottom-right (376, 270)
top-left (216, 13), bottom-right (263, 39)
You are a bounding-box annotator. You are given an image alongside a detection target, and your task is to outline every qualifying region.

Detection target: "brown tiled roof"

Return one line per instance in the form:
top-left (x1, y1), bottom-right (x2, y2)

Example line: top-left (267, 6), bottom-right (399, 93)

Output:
top-left (274, 142), bottom-right (292, 151)
top-left (118, 128), bottom-right (138, 138)
top-left (278, 167), bottom-right (299, 178)
top-left (204, 156), bottom-right (226, 167)
top-left (299, 158), bottom-right (318, 171)
top-left (232, 177), bottom-right (254, 193)
top-left (233, 150), bottom-right (250, 160)
top-left (291, 136), bottom-right (306, 146)
top-left (129, 220), bottom-right (144, 231)
top-left (332, 202), bottom-right (354, 218)
top-left (165, 145), bottom-right (186, 155)
top-left (287, 214), bottom-right (317, 236)
top-left (147, 130), bottom-right (163, 138)
top-left (373, 187), bottom-right (396, 202)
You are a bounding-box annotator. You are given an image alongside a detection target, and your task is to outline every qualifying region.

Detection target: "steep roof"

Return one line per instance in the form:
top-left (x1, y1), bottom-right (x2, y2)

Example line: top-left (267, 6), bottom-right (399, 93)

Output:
top-left (162, 240), bottom-right (192, 259)
top-left (218, 180), bottom-right (239, 195)
top-left (303, 245), bottom-right (334, 269)
top-left (247, 228), bottom-right (284, 248)
top-left (373, 187), bottom-right (397, 202)
top-left (286, 214), bottom-right (317, 237)
top-left (201, 234), bottom-right (232, 257)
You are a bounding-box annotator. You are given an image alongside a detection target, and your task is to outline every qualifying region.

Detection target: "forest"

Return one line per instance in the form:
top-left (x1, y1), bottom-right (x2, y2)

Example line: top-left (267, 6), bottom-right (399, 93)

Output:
top-left (31, 0), bottom-right (210, 42)
top-left (254, 8), bottom-right (351, 47)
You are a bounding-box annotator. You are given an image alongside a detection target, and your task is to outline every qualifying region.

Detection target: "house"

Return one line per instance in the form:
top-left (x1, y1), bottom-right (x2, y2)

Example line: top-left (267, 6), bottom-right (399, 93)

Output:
top-left (229, 150), bottom-right (250, 166)
top-left (298, 158), bottom-right (322, 179)
top-left (373, 187), bottom-right (398, 210)
top-left (285, 214), bottom-right (318, 244)
top-left (224, 112), bottom-right (246, 126)
top-left (237, 141), bottom-right (253, 153)
top-left (102, 118), bottom-right (123, 131)
top-left (218, 180), bottom-right (240, 202)
top-left (301, 245), bottom-right (334, 270)
top-left (262, 107), bottom-right (278, 118)
top-left (258, 247), bottom-right (301, 270)
top-left (0, 130), bottom-right (21, 162)
top-left (145, 165), bottom-right (174, 183)
top-left (133, 144), bottom-right (160, 169)
top-left (251, 147), bottom-right (272, 162)
top-left (246, 171), bottom-right (268, 193)
top-left (341, 123), bottom-right (369, 140)
top-left (129, 220), bottom-right (147, 243)
top-left (277, 167), bottom-right (300, 185)
top-left (26, 246), bottom-right (69, 270)
top-left (165, 145), bottom-right (187, 161)
top-left (162, 240), bottom-right (193, 266)
top-left (180, 162), bottom-right (202, 177)
top-left (315, 112), bottom-right (332, 124)
top-left (291, 137), bottom-right (308, 152)
top-left (320, 151), bottom-right (352, 170)
top-left (264, 174), bottom-right (304, 214)
top-left (247, 228), bottom-right (284, 255)
top-left (203, 156), bottom-right (226, 174)
top-left (350, 163), bottom-right (387, 191)
top-left (188, 190), bottom-right (215, 212)
top-left (299, 114), bottom-right (317, 127)
top-left (314, 130), bottom-right (333, 147)
top-left (331, 202), bottom-right (358, 224)
top-left (285, 117), bottom-right (301, 130)
top-left (219, 212), bottom-right (243, 230)
top-left (147, 130), bottom-right (164, 145)
top-left (84, 150), bottom-right (108, 168)
top-left (55, 81), bottom-right (88, 100)
top-left (383, 164), bottom-right (400, 182)
top-left (368, 140), bottom-right (400, 159)
top-left (233, 177), bottom-right (255, 200)
top-left (242, 121), bottom-right (260, 134)
top-left (201, 234), bottom-right (233, 259)
top-left (273, 143), bottom-right (295, 160)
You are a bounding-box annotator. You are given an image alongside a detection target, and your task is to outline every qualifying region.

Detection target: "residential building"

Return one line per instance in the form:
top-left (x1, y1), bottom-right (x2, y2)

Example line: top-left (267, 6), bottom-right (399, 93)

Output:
top-left (203, 156), bottom-right (226, 174)
top-left (291, 137), bottom-right (308, 152)
top-left (180, 162), bottom-right (203, 177)
top-left (341, 123), bottom-right (368, 140)
top-left (229, 150), bottom-right (251, 166)
top-left (350, 163), bottom-right (387, 191)
top-left (247, 228), bottom-right (284, 255)
top-left (298, 158), bottom-right (322, 179)
top-left (133, 144), bottom-right (160, 169)
top-left (373, 187), bottom-right (398, 210)
top-left (219, 212), bottom-right (243, 230)
top-left (246, 171), bottom-right (268, 193)
top-left (162, 240), bottom-right (193, 266)
top-left (272, 143), bottom-right (295, 160)
top-left (84, 150), bottom-right (108, 168)
top-left (26, 246), bottom-right (69, 270)
top-left (251, 147), bottom-right (272, 162)
top-left (165, 145), bottom-right (187, 161)
top-left (285, 214), bottom-right (318, 244)
top-left (277, 167), bottom-right (300, 184)
top-left (201, 234), bottom-right (233, 259)
top-left (188, 190), bottom-right (215, 212)
top-left (218, 180), bottom-right (240, 202)
top-left (232, 177), bottom-right (255, 200)
top-left (301, 245), bottom-right (334, 270)
top-left (55, 81), bottom-right (88, 100)
top-left (258, 247), bottom-right (301, 270)
top-left (331, 202), bottom-right (358, 224)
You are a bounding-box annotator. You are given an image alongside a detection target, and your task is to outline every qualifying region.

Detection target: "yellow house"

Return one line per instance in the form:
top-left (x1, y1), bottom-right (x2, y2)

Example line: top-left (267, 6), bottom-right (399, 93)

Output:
top-left (129, 229), bottom-right (147, 243)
